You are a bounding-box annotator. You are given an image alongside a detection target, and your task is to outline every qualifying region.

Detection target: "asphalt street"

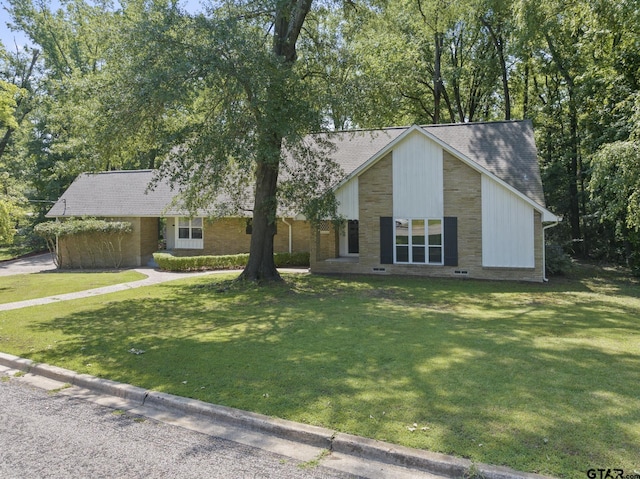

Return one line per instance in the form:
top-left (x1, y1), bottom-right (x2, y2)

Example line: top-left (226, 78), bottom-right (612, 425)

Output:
top-left (0, 378), bottom-right (358, 479)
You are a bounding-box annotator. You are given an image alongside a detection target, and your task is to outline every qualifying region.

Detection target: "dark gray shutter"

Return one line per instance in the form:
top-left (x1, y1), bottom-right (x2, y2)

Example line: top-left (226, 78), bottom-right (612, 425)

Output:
top-left (380, 217), bottom-right (394, 264)
top-left (348, 220), bottom-right (360, 254)
top-left (443, 217), bottom-right (458, 266)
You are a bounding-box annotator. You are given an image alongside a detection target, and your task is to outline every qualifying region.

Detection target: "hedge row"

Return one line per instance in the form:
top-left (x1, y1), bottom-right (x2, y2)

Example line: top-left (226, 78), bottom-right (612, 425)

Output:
top-left (34, 218), bottom-right (133, 238)
top-left (153, 252), bottom-right (310, 272)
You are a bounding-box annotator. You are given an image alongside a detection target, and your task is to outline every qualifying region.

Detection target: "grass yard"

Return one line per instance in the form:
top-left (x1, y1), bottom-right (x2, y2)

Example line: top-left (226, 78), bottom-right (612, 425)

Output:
top-left (0, 244), bottom-right (41, 261)
top-left (0, 271), bottom-right (148, 304)
top-left (0, 265), bottom-right (638, 478)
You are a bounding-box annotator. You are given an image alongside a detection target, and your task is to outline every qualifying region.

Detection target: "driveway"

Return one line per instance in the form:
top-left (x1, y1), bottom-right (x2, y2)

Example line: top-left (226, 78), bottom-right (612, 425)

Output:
top-left (0, 253), bottom-right (56, 276)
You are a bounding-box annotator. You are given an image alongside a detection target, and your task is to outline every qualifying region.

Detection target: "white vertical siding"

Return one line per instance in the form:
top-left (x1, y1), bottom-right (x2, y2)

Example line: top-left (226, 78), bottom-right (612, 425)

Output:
top-left (335, 177), bottom-right (359, 220)
top-left (393, 132), bottom-right (443, 218)
top-left (482, 176), bottom-right (535, 267)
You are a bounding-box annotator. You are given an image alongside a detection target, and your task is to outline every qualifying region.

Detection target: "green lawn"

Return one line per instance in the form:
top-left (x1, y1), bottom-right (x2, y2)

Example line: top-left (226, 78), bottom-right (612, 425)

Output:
top-left (0, 245), bottom-right (41, 261)
top-left (0, 271), bottom-right (147, 304)
top-left (0, 265), bottom-right (638, 478)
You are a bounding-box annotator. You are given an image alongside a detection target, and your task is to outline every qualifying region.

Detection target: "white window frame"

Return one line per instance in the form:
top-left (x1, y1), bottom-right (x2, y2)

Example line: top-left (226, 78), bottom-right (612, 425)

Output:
top-left (175, 217), bottom-right (204, 249)
top-left (394, 217), bottom-right (443, 265)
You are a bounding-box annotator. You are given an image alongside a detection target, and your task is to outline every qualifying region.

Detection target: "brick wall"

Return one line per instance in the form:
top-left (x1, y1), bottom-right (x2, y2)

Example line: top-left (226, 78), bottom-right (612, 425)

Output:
top-left (172, 217), bottom-right (310, 257)
top-left (312, 149), bottom-right (546, 282)
top-left (358, 152), bottom-right (393, 268)
top-left (139, 217), bottom-right (159, 266)
top-left (311, 152), bottom-right (393, 273)
top-left (443, 151), bottom-right (482, 270)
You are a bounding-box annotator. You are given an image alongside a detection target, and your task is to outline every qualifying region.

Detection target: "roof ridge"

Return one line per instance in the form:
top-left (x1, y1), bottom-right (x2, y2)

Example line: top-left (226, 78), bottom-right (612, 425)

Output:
top-left (422, 119), bottom-right (530, 128)
top-left (86, 169), bottom-right (155, 175)
top-left (321, 119), bottom-right (530, 135)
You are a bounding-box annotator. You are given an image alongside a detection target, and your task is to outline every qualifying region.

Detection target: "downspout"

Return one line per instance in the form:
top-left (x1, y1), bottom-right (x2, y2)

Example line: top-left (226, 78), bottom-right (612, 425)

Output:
top-left (281, 217), bottom-right (292, 254)
top-left (542, 221), bottom-right (559, 282)
top-left (55, 217), bottom-right (61, 269)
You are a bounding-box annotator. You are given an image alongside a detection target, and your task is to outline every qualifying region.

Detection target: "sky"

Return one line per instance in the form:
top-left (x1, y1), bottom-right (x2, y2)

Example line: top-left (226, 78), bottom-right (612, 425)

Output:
top-left (0, 0), bottom-right (31, 49)
top-left (0, 0), bottom-right (206, 51)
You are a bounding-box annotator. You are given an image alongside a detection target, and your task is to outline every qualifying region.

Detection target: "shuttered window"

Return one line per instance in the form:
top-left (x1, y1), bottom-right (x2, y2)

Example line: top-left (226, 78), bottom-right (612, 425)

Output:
top-left (394, 218), bottom-right (442, 264)
top-left (380, 216), bottom-right (457, 266)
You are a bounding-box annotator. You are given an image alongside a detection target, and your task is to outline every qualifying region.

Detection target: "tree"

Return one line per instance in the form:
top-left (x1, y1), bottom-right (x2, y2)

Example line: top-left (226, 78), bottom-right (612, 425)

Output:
top-left (589, 140), bottom-right (640, 270)
top-left (0, 45), bottom-right (39, 160)
top-left (97, 0), bottom-right (340, 282)
top-left (476, 0), bottom-right (514, 119)
top-left (0, 79), bottom-right (20, 129)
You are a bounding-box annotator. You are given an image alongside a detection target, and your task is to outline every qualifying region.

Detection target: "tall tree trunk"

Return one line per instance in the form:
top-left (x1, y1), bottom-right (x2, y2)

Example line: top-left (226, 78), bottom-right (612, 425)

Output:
top-left (523, 55), bottom-right (530, 119)
top-left (481, 18), bottom-right (511, 120)
top-left (545, 34), bottom-right (582, 251)
top-left (240, 150), bottom-right (281, 281)
top-left (567, 97), bottom-right (582, 251)
top-left (238, 0), bottom-right (312, 282)
top-left (433, 31), bottom-right (443, 123)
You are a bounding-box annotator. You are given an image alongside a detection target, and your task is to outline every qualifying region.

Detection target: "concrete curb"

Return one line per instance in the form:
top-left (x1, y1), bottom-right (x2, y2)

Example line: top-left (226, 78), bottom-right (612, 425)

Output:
top-left (0, 352), bottom-right (553, 479)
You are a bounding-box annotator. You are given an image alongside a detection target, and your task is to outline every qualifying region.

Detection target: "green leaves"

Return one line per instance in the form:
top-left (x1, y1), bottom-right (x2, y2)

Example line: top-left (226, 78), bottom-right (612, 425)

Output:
top-left (0, 80), bottom-right (22, 130)
top-left (34, 218), bottom-right (133, 239)
top-left (590, 140), bottom-right (640, 233)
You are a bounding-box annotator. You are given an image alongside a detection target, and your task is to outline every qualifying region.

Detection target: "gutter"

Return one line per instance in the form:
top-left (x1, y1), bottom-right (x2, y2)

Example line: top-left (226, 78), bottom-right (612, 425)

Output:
top-left (542, 221), bottom-right (559, 282)
top-left (281, 217), bottom-right (292, 254)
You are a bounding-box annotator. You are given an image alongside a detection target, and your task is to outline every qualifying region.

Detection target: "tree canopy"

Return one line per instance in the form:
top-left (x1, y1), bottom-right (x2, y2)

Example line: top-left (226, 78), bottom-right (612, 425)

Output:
top-left (2, 0), bottom-right (640, 273)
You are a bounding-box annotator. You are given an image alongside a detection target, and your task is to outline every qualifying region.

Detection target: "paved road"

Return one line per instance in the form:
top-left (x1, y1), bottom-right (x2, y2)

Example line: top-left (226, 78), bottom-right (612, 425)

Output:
top-left (0, 378), bottom-right (358, 479)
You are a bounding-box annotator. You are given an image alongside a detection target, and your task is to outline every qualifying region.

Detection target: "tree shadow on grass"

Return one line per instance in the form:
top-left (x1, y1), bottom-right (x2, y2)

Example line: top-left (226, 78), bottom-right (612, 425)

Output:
top-left (26, 274), bottom-right (640, 477)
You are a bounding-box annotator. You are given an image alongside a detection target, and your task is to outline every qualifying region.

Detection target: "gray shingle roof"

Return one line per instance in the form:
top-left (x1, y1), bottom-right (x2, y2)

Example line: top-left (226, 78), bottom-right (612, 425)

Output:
top-left (424, 120), bottom-right (545, 206)
top-left (324, 120), bottom-right (545, 207)
top-left (46, 170), bottom-right (183, 217)
top-left (47, 120), bottom-right (546, 218)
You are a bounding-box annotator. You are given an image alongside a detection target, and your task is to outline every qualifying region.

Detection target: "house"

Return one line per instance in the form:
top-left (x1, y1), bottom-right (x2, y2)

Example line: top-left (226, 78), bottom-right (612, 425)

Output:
top-left (46, 120), bottom-right (559, 281)
top-left (44, 169), bottom-right (310, 268)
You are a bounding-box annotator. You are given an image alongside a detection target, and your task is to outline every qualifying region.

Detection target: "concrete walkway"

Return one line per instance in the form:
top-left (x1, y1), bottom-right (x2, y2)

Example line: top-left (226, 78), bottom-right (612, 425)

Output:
top-left (0, 267), bottom-right (232, 311)
top-left (0, 253), bottom-right (308, 311)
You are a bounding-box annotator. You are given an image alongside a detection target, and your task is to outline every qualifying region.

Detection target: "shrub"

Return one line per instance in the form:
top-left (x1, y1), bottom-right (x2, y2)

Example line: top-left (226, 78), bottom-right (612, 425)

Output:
top-left (545, 244), bottom-right (573, 276)
top-left (274, 252), bottom-right (311, 267)
top-left (153, 252), bottom-right (310, 272)
top-left (34, 218), bottom-right (133, 269)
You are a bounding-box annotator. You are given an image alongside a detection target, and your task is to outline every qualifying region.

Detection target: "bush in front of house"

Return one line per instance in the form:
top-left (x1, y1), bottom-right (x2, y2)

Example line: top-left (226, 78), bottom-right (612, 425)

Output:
top-left (153, 252), bottom-right (310, 272)
top-left (34, 218), bottom-right (133, 269)
top-left (545, 244), bottom-right (574, 276)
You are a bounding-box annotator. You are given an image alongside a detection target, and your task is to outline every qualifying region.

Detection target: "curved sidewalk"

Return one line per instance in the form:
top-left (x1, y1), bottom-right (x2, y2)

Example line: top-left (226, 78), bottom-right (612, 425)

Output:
top-left (0, 261), bottom-right (308, 311)
top-left (0, 267), bottom-right (231, 311)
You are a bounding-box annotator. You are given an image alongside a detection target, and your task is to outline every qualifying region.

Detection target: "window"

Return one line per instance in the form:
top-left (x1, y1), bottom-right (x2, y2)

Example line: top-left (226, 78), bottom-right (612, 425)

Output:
top-left (176, 217), bottom-right (204, 249)
top-left (395, 218), bottom-right (442, 264)
top-left (178, 217), bottom-right (203, 240)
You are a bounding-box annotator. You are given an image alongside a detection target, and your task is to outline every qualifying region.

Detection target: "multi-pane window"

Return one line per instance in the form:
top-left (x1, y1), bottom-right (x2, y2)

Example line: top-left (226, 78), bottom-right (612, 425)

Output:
top-left (395, 218), bottom-right (442, 264)
top-left (178, 217), bottom-right (203, 240)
